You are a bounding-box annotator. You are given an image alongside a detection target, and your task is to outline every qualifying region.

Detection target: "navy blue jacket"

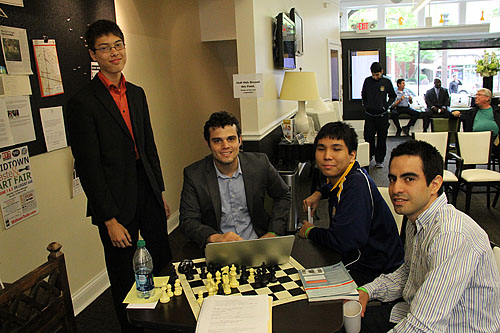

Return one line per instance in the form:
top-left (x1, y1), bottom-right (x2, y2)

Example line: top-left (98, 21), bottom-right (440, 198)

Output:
top-left (308, 162), bottom-right (404, 275)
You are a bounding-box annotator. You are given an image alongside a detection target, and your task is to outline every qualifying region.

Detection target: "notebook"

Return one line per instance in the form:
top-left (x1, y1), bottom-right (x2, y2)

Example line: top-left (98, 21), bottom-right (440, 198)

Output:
top-left (205, 235), bottom-right (295, 267)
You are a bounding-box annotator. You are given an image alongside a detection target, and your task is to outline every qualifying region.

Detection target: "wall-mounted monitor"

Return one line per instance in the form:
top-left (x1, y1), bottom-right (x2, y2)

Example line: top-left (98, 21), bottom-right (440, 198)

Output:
top-left (349, 50), bottom-right (380, 100)
top-left (273, 12), bottom-right (296, 70)
top-left (289, 8), bottom-right (303, 57)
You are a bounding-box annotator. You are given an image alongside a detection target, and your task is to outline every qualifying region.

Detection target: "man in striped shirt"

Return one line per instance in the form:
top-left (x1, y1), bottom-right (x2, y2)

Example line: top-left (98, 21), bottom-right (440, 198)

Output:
top-left (358, 140), bottom-right (500, 332)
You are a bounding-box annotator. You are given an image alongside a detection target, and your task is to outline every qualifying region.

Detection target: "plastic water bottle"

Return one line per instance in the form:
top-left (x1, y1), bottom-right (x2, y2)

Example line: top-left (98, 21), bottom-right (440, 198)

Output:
top-left (133, 240), bottom-right (155, 299)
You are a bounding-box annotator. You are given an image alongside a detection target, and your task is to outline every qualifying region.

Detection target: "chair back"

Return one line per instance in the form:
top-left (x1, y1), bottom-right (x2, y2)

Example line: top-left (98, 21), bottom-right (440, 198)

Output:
top-left (457, 131), bottom-right (492, 165)
top-left (431, 117), bottom-right (460, 133)
top-left (415, 132), bottom-right (448, 162)
top-left (378, 186), bottom-right (404, 235)
top-left (356, 142), bottom-right (370, 168)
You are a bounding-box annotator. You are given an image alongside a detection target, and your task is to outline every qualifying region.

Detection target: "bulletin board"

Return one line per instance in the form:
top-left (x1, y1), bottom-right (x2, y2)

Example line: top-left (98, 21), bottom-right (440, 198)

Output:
top-left (0, 0), bottom-right (115, 156)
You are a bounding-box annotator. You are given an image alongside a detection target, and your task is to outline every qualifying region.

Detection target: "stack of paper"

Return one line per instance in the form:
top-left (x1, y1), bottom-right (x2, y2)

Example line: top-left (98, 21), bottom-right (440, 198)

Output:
top-left (196, 295), bottom-right (272, 333)
top-left (298, 262), bottom-right (359, 302)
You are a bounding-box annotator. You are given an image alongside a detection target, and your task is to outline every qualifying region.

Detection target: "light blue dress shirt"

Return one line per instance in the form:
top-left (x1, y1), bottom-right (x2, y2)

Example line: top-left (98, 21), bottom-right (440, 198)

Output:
top-left (214, 158), bottom-right (258, 240)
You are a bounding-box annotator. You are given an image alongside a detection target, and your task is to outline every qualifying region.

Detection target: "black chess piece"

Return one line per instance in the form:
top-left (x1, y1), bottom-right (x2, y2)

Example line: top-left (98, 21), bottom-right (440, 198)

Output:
top-left (254, 272), bottom-right (262, 288)
top-left (178, 259), bottom-right (193, 274)
top-left (199, 266), bottom-right (207, 279)
top-left (186, 265), bottom-right (194, 280)
top-left (217, 281), bottom-right (225, 295)
top-left (269, 266), bottom-right (277, 283)
top-left (239, 265), bottom-right (248, 283)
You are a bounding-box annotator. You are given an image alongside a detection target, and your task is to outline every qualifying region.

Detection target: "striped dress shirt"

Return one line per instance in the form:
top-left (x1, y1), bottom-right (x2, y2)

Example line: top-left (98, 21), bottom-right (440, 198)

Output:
top-left (363, 193), bottom-right (500, 332)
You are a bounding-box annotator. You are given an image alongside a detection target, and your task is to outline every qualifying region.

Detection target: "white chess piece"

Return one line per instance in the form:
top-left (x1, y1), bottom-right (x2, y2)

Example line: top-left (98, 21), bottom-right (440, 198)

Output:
top-left (197, 290), bottom-right (204, 305)
top-left (160, 286), bottom-right (170, 303)
top-left (215, 271), bottom-right (221, 288)
top-left (223, 274), bottom-right (231, 295)
top-left (206, 272), bottom-right (213, 291)
top-left (167, 284), bottom-right (174, 297)
top-left (174, 278), bottom-right (183, 296)
top-left (248, 268), bottom-right (255, 283)
top-left (229, 265), bottom-right (239, 288)
top-left (208, 285), bottom-right (215, 297)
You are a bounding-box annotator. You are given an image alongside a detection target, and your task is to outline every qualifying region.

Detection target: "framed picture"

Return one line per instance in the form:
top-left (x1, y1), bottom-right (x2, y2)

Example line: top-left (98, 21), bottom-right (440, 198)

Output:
top-left (290, 8), bottom-right (303, 57)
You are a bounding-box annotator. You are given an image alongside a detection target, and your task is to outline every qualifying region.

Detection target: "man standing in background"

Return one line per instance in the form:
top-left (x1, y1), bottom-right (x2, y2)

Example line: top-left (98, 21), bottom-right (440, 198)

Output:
top-left (361, 62), bottom-right (396, 168)
top-left (67, 20), bottom-right (172, 332)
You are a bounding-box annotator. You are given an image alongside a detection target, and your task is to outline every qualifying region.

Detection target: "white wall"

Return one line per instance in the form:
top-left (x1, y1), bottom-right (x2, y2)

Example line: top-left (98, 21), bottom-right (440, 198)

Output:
top-left (236, 0), bottom-right (340, 139)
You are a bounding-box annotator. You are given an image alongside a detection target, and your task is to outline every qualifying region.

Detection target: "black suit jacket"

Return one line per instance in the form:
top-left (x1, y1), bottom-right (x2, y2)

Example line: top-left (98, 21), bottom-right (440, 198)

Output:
top-left (179, 152), bottom-right (291, 247)
top-left (67, 76), bottom-right (164, 225)
top-left (425, 87), bottom-right (450, 108)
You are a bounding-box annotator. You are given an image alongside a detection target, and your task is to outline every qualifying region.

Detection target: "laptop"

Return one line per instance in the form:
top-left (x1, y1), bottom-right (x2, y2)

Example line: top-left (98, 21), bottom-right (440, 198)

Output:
top-left (205, 235), bottom-right (295, 267)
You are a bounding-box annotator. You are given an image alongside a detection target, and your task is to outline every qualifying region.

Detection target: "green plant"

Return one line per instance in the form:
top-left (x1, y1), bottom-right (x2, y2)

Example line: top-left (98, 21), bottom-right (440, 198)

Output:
top-left (476, 51), bottom-right (499, 77)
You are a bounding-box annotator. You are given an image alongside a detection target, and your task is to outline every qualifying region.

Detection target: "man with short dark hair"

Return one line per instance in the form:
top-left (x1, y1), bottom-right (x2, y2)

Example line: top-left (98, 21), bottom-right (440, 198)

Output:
top-left (391, 79), bottom-right (419, 137)
top-left (358, 140), bottom-right (500, 332)
top-left (67, 20), bottom-right (172, 332)
top-left (179, 111), bottom-right (290, 247)
top-left (448, 74), bottom-right (462, 94)
top-left (361, 62), bottom-right (397, 168)
top-left (423, 78), bottom-right (451, 131)
top-left (298, 122), bottom-right (403, 285)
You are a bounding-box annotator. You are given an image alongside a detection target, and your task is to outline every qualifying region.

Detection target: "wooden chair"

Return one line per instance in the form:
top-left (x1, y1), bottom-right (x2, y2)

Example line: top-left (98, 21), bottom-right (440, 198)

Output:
top-left (0, 242), bottom-right (76, 332)
top-left (431, 117), bottom-right (460, 169)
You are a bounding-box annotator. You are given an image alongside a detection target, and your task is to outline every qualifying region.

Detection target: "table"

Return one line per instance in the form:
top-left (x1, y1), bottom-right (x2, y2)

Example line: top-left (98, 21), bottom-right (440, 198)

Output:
top-left (128, 236), bottom-right (343, 332)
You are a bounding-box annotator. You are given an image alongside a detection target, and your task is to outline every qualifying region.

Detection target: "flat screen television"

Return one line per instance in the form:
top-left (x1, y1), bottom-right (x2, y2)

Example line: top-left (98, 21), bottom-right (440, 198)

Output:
top-left (273, 12), bottom-right (296, 69)
top-left (289, 8), bottom-right (303, 57)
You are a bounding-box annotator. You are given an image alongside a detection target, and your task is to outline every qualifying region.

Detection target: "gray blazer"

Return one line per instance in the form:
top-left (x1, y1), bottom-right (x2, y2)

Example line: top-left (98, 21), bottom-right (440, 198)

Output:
top-left (179, 152), bottom-right (291, 247)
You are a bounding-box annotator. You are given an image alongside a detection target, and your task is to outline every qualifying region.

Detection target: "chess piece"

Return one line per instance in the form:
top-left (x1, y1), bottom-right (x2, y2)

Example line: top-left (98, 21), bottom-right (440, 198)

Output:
top-left (223, 275), bottom-right (231, 295)
top-left (248, 268), bottom-right (255, 283)
top-left (174, 279), bottom-right (183, 296)
top-left (208, 285), bottom-right (216, 297)
top-left (239, 265), bottom-right (248, 283)
top-left (215, 271), bottom-right (221, 287)
top-left (160, 285), bottom-right (170, 303)
top-left (230, 265), bottom-right (239, 288)
top-left (269, 266), bottom-right (277, 283)
top-left (199, 266), bottom-right (207, 279)
top-left (186, 264), bottom-right (194, 280)
top-left (206, 272), bottom-right (213, 291)
top-left (197, 290), bottom-right (204, 305)
top-left (167, 283), bottom-right (174, 297)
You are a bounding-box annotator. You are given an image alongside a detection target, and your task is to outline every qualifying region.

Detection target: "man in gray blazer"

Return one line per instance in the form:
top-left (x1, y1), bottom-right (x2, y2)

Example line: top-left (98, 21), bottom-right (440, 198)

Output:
top-left (180, 111), bottom-right (291, 248)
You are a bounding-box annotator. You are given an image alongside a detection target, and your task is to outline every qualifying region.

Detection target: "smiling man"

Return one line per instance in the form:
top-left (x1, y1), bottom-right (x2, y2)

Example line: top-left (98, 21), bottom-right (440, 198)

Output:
top-left (67, 20), bottom-right (172, 331)
top-left (298, 122), bottom-right (403, 285)
top-left (179, 111), bottom-right (291, 247)
top-left (358, 140), bottom-right (500, 332)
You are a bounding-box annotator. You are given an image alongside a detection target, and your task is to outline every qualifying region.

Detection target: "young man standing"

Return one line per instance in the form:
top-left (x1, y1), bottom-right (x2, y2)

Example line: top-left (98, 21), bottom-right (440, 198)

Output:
top-left (298, 122), bottom-right (403, 285)
top-left (390, 79), bottom-right (419, 137)
top-left (179, 111), bottom-right (290, 248)
top-left (67, 20), bottom-right (172, 331)
top-left (358, 140), bottom-right (500, 332)
top-left (361, 62), bottom-right (397, 168)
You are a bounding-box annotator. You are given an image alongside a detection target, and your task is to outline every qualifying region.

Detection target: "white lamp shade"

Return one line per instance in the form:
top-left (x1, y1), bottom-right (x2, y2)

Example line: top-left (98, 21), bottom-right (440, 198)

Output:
top-left (280, 72), bottom-right (320, 101)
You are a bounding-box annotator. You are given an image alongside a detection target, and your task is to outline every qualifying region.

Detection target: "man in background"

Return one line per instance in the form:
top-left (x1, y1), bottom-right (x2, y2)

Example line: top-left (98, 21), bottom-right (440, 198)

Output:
top-left (358, 140), bottom-right (500, 332)
top-left (423, 78), bottom-right (451, 132)
top-left (448, 74), bottom-right (462, 94)
top-left (179, 111), bottom-right (290, 248)
top-left (361, 62), bottom-right (397, 168)
top-left (390, 78), bottom-right (419, 137)
top-left (67, 20), bottom-right (172, 332)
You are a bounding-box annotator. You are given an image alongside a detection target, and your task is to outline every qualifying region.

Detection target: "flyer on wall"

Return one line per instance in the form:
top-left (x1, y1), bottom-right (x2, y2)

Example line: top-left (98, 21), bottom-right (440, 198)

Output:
top-left (0, 145), bottom-right (38, 229)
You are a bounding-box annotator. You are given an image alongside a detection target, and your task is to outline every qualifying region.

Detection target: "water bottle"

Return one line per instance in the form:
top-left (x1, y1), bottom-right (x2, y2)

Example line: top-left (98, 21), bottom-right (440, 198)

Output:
top-left (133, 239), bottom-right (155, 299)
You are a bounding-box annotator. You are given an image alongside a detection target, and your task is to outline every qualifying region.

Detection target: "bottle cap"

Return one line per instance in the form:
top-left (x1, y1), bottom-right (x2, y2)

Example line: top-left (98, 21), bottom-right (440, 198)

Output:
top-left (137, 239), bottom-right (146, 247)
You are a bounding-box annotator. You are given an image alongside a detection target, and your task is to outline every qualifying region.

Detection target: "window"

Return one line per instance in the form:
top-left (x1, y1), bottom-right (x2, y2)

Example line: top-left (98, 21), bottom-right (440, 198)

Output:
top-left (385, 7), bottom-right (418, 29)
top-left (428, 3), bottom-right (459, 26)
top-left (465, 1), bottom-right (500, 24)
top-left (347, 8), bottom-right (378, 31)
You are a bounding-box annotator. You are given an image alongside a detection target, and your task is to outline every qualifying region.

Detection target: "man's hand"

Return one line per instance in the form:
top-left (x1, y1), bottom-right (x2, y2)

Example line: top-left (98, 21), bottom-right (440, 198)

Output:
top-left (408, 96), bottom-right (413, 103)
top-left (452, 110), bottom-right (461, 117)
top-left (358, 289), bottom-right (369, 318)
top-left (260, 232), bottom-right (277, 239)
top-left (207, 232), bottom-right (243, 243)
top-left (440, 106), bottom-right (447, 113)
top-left (162, 193), bottom-right (171, 219)
top-left (302, 191), bottom-right (322, 217)
top-left (105, 218), bottom-right (132, 248)
top-left (298, 221), bottom-right (314, 239)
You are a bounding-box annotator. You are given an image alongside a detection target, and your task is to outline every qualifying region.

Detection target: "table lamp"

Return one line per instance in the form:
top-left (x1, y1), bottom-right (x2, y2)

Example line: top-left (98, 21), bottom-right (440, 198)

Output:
top-left (280, 71), bottom-right (320, 134)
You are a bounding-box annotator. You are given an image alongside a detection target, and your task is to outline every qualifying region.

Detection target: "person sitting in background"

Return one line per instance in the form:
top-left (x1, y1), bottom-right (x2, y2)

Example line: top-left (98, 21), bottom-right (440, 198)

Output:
top-left (390, 79), bottom-right (419, 137)
top-left (358, 140), bottom-right (500, 332)
top-left (423, 78), bottom-right (451, 132)
top-left (448, 74), bottom-right (462, 94)
top-left (298, 122), bottom-right (404, 286)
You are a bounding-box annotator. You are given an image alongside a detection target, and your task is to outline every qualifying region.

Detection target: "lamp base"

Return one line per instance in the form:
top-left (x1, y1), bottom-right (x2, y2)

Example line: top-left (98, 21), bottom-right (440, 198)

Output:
top-left (295, 101), bottom-right (310, 134)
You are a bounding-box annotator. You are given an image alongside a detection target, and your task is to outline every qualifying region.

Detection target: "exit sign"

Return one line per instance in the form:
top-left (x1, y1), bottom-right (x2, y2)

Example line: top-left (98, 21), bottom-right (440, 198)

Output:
top-left (356, 22), bottom-right (371, 33)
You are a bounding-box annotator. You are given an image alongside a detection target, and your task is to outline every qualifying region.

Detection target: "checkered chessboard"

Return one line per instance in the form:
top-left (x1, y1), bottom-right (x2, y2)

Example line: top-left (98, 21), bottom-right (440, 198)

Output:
top-left (173, 257), bottom-right (307, 318)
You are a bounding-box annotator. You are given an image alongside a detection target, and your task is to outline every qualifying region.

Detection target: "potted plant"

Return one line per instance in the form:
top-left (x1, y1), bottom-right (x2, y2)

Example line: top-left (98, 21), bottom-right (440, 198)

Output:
top-left (475, 50), bottom-right (499, 91)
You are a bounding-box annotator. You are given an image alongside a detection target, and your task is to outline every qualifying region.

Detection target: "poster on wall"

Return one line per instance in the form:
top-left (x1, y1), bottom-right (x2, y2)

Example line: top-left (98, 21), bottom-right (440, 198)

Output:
top-left (0, 26), bottom-right (32, 75)
top-left (33, 39), bottom-right (64, 97)
top-left (0, 145), bottom-right (38, 229)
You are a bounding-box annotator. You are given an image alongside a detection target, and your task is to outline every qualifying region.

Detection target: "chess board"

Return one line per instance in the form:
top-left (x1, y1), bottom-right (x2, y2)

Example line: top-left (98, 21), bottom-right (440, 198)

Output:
top-left (173, 257), bottom-right (307, 318)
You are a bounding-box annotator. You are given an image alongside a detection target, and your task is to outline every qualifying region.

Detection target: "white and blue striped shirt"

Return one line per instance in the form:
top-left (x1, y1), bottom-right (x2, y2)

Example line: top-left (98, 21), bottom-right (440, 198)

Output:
top-left (363, 193), bottom-right (500, 332)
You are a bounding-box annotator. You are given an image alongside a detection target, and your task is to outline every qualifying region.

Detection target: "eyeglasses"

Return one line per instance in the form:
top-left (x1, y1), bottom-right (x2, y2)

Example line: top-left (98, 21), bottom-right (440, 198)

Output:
top-left (93, 41), bottom-right (125, 53)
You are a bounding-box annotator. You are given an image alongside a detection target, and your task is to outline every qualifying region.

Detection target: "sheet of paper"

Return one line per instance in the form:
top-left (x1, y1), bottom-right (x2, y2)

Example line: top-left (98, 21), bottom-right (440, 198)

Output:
top-left (0, 98), bottom-right (15, 148)
top-left (196, 295), bottom-right (271, 333)
top-left (39, 106), bottom-right (67, 152)
top-left (0, 74), bottom-right (31, 96)
top-left (72, 167), bottom-right (83, 198)
top-left (32, 39), bottom-right (64, 97)
top-left (5, 96), bottom-right (35, 144)
top-left (0, 26), bottom-right (32, 75)
top-left (123, 276), bottom-right (170, 304)
top-left (0, 0), bottom-right (23, 7)
top-left (126, 301), bottom-right (158, 310)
